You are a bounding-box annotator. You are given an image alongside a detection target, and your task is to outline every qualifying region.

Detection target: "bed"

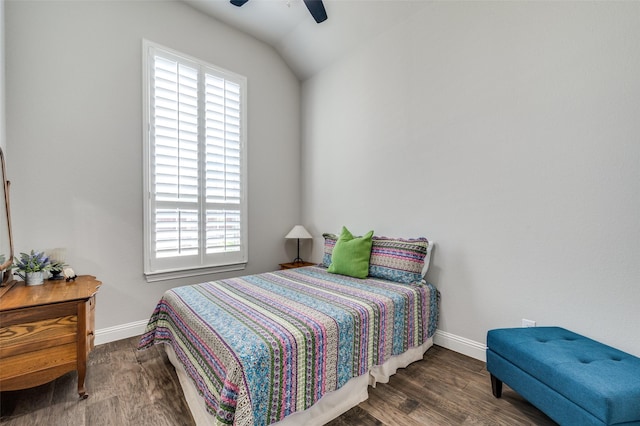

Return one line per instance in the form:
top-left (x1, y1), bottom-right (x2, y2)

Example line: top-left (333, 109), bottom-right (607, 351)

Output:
top-left (139, 233), bottom-right (438, 426)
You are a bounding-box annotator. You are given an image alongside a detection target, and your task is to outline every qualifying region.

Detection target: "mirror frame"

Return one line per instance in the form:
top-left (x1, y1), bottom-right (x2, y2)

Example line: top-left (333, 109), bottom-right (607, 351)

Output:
top-left (0, 146), bottom-right (15, 285)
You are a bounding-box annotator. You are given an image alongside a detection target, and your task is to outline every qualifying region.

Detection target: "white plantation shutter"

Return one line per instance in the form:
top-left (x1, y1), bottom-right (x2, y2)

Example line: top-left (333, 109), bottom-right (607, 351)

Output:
top-left (143, 41), bottom-right (247, 280)
top-left (205, 75), bottom-right (242, 254)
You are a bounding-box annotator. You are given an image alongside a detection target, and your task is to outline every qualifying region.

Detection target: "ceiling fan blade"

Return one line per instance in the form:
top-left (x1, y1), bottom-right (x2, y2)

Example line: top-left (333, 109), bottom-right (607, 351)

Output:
top-left (230, 0), bottom-right (249, 6)
top-left (303, 0), bottom-right (328, 23)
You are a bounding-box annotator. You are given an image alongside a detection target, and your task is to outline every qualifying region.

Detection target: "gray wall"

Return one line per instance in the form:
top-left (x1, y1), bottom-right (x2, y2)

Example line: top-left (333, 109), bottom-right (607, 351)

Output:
top-left (301, 2), bottom-right (640, 357)
top-left (5, 1), bottom-right (302, 332)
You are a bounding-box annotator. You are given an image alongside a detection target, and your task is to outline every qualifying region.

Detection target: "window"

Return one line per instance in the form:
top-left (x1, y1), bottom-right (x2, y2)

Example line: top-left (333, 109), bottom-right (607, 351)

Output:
top-left (143, 40), bottom-right (247, 281)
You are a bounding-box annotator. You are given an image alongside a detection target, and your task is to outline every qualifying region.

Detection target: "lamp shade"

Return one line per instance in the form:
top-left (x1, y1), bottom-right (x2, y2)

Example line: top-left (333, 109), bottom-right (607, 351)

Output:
top-left (285, 225), bottom-right (312, 239)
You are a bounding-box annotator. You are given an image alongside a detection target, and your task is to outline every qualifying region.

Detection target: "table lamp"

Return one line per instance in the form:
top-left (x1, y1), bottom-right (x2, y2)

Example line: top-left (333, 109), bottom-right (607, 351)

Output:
top-left (285, 225), bottom-right (312, 264)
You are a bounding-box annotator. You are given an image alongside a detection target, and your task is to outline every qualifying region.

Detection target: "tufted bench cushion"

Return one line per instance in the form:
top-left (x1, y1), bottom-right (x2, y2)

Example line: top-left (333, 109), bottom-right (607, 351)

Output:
top-left (487, 327), bottom-right (640, 426)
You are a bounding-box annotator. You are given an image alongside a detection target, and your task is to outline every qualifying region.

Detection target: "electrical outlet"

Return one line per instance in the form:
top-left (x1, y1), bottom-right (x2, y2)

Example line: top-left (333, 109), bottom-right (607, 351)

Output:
top-left (522, 319), bottom-right (536, 328)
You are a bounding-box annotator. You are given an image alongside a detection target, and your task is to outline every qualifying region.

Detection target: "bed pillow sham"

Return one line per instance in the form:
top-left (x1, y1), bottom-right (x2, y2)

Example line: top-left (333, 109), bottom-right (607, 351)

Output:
top-left (322, 232), bottom-right (430, 284)
top-left (368, 236), bottom-right (429, 284)
top-left (321, 233), bottom-right (338, 267)
top-left (327, 226), bottom-right (374, 279)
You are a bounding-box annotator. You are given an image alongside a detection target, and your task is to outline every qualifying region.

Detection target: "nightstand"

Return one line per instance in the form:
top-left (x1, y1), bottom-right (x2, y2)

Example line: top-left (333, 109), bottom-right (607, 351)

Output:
top-left (279, 261), bottom-right (316, 270)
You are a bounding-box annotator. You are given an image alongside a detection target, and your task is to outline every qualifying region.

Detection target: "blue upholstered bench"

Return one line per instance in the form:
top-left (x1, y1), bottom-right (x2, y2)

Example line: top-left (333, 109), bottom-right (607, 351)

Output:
top-left (486, 327), bottom-right (640, 426)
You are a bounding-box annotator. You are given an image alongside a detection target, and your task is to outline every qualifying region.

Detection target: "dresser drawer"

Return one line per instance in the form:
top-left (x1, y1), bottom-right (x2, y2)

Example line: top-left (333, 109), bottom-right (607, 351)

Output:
top-left (0, 342), bottom-right (77, 390)
top-left (0, 302), bottom-right (77, 328)
top-left (0, 315), bottom-right (77, 358)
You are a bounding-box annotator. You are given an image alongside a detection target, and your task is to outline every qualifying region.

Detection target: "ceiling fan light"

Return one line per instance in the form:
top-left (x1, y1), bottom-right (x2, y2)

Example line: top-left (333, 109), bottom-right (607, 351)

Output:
top-left (229, 0), bottom-right (327, 23)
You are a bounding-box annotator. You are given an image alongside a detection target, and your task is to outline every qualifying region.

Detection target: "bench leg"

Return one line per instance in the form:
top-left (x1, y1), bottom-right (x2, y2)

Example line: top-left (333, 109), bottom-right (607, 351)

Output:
top-left (490, 374), bottom-right (503, 398)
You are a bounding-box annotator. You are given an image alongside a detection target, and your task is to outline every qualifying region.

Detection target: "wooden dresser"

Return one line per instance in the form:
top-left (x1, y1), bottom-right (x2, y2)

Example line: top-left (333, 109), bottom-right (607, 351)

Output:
top-left (0, 275), bottom-right (101, 398)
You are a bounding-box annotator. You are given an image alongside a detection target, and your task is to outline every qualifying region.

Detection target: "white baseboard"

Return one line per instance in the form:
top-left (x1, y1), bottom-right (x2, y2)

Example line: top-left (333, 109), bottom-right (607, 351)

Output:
top-left (96, 322), bottom-right (488, 363)
top-left (433, 329), bottom-right (487, 362)
top-left (95, 319), bottom-right (149, 346)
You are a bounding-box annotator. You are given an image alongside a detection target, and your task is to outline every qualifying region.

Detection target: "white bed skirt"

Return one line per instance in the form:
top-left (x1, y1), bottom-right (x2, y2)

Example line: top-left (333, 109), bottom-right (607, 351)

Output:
top-left (164, 337), bottom-right (433, 426)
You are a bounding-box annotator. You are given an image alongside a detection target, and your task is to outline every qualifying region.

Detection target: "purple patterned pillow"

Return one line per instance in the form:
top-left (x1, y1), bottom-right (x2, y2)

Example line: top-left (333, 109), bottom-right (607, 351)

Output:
top-left (368, 237), bottom-right (429, 284)
top-left (321, 233), bottom-right (338, 267)
top-left (322, 233), bottom-right (429, 284)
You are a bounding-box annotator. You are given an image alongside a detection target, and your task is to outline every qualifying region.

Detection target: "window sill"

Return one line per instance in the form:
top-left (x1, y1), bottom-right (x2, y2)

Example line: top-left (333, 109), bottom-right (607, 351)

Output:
top-left (144, 262), bottom-right (247, 283)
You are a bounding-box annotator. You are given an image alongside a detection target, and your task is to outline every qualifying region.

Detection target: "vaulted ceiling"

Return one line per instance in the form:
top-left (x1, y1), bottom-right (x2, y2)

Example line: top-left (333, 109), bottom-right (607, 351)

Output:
top-left (183, 0), bottom-right (430, 80)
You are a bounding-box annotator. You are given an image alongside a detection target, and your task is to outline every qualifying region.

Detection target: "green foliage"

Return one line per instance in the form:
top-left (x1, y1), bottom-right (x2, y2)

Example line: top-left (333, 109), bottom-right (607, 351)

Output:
top-left (14, 250), bottom-right (51, 273)
top-left (49, 260), bottom-right (67, 274)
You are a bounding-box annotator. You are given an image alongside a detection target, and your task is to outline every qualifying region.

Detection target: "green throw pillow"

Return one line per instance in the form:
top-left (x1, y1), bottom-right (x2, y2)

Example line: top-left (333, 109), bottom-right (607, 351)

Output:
top-left (327, 226), bottom-right (374, 279)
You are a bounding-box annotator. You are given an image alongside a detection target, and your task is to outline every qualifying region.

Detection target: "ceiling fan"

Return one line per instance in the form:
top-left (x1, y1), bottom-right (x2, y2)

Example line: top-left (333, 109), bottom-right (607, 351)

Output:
top-left (230, 0), bottom-right (328, 24)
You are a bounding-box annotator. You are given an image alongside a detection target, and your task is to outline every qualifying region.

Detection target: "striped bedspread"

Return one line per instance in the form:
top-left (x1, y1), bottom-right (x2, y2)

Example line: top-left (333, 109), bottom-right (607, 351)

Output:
top-left (138, 266), bottom-right (438, 426)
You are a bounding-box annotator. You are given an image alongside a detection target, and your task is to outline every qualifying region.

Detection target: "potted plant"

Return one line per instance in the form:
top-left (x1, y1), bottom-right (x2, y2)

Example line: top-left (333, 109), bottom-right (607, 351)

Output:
top-left (49, 260), bottom-right (67, 280)
top-left (14, 250), bottom-right (51, 286)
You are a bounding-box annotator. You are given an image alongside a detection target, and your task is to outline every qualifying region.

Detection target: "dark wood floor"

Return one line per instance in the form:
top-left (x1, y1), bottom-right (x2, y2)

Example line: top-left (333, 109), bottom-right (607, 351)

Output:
top-left (1, 337), bottom-right (555, 425)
